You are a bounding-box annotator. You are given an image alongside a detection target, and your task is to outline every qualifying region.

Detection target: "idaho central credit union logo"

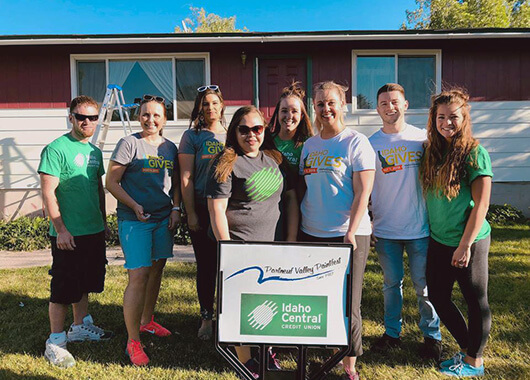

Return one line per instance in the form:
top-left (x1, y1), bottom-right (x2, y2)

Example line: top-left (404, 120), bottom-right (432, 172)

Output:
top-left (241, 294), bottom-right (327, 337)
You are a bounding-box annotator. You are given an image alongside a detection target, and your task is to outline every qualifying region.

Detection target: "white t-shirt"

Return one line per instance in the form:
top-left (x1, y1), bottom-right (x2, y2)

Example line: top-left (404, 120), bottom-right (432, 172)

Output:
top-left (299, 128), bottom-right (375, 237)
top-left (369, 124), bottom-right (429, 239)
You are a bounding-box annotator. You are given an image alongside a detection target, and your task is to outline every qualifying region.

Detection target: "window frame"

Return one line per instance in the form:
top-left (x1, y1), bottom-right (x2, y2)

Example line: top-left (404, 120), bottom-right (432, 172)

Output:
top-left (351, 49), bottom-right (442, 113)
top-left (70, 52), bottom-right (211, 125)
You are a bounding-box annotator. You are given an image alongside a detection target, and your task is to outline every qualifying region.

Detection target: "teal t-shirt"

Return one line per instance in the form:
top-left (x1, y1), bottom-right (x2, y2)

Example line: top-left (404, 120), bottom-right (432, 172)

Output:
top-left (38, 133), bottom-right (105, 237)
top-left (274, 135), bottom-right (304, 175)
top-left (425, 144), bottom-right (493, 247)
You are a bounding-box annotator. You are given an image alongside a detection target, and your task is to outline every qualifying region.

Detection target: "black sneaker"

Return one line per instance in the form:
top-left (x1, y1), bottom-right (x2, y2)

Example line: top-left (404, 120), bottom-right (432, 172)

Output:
top-left (371, 333), bottom-right (401, 352)
top-left (420, 337), bottom-right (442, 361)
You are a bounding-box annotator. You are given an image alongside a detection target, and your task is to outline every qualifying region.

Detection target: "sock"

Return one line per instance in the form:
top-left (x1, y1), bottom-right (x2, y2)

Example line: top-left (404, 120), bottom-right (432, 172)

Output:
top-left (49, 331), bottom-right (67, 344)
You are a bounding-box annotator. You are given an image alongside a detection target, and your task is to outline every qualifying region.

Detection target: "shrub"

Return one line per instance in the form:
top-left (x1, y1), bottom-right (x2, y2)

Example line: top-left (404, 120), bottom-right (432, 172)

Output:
top-left (487, 204), bottom-right (526, 225)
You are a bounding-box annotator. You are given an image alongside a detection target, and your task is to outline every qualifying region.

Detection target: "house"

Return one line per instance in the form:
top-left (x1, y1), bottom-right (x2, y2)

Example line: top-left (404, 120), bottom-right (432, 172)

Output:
top-left (1, 28), bottom-right (529, 220)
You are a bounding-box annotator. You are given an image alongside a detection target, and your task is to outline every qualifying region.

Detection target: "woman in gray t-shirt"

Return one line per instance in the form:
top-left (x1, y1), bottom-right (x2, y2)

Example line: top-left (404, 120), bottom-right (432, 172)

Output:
top-left (206, 105), bottom-right (299, 374)
top-left (178, 86), bottom-right (227, 341)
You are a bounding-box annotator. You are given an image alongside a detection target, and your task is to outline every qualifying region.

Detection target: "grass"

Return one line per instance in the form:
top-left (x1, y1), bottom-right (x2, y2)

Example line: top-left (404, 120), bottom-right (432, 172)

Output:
top-left (0, 224), bottom-right (528, 379)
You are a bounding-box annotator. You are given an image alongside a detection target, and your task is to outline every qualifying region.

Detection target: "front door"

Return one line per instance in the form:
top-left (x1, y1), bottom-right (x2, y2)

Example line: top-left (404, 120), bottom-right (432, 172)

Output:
top-left (258, 58), bottom-right (307, 121)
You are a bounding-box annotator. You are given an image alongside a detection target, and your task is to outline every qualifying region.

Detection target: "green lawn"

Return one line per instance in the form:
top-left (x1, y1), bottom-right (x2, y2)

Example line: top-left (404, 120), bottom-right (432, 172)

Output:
top-left (0, 224), bottom-right (528, 379)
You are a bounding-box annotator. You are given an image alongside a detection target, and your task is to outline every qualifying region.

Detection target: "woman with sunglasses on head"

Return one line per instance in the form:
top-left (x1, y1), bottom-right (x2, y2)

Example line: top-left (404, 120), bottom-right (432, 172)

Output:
top-left (178, 85), bottom-right (226, 340)
top-left (420, 89), bottom-right (492, 378)
top-left (206, 105), bottom-right (299, 377)
top-left (106, 95), bottom-right (181, 366)
top-left (299, 81), bottom-right (375, 380)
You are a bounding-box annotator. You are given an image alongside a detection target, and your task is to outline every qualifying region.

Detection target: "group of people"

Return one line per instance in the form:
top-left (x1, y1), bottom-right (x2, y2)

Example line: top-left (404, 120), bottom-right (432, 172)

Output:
top-left (38, 79), bottom-right (492, 379)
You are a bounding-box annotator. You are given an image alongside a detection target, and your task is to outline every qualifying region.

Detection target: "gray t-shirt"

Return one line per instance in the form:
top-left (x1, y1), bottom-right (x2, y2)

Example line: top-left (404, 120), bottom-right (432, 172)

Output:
top-left (179, 128), bottom-right (226, 203)
top-left (206, 151), bottom-right (285, 241)
top-left (111, 133), bottom-right (178, 221)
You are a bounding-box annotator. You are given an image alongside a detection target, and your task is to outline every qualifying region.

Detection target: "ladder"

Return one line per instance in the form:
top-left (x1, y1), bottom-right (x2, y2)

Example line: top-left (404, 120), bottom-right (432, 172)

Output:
top-left (91, 84), bottom-right (137, 150)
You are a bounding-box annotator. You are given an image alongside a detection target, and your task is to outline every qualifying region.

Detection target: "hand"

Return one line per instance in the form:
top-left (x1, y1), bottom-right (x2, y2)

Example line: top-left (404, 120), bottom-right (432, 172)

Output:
top-left (133, 204), bottom-right (150, 223)
top-left (451, 245), bottom-right (471, 269)
top-left (370, 233), bottom-right (378, 247)
top-left (344, 231), bottom-right (357, 251)
top-left (186, 212), bottom-right (201, 232)
top-left (56, 230), bottom-right (76, 251)
top-left (103, 223), bottom-right (111, 240)
top-left (168, 210), bottom-right (182, 230)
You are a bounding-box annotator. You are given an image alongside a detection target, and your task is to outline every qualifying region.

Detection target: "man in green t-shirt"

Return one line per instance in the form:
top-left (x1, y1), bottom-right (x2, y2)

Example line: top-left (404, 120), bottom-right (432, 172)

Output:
top-left (38, 96), bottom-right (113, 368)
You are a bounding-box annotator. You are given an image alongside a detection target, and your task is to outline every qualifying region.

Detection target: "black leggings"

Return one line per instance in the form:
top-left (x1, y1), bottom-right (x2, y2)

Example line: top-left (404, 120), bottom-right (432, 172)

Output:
top-left (426, 236), bottom-right (491, 358)
top-left (189, 201), bottom-right (218, 315)
top-left (298, 230), bottom-right (370, 357)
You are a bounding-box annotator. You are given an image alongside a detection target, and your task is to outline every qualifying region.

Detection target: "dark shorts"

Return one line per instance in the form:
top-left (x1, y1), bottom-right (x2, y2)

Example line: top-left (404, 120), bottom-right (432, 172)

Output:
top-left (49, 231), bottom-right (107, 305)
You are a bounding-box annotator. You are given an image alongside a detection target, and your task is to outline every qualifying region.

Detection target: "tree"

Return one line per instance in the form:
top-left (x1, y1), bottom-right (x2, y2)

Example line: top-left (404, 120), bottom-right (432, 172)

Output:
top-left (403, 0), bottom-right (530, 29)
top-left (174, 7), bottom-right (248, 33)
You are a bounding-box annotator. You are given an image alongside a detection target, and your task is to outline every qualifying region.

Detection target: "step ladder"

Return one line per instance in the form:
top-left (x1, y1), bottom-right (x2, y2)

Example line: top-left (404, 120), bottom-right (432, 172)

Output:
top-left (91, 84), bottom-right (138, 150)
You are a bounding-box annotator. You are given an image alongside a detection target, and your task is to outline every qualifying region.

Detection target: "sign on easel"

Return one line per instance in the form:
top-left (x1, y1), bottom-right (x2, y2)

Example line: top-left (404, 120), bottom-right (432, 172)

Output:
top-left (217, 240), bottom-right (352, 348)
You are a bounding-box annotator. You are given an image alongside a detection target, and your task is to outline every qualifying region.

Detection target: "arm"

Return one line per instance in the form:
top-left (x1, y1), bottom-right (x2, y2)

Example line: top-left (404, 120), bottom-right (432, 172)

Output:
top-left (178, 153), bottom-right (200, 231)
top-left (284, 188), bottom-right (299, 242)
top-left (344, 170), bottom-right (375, 250)
top-left (105, 161), bottom-right (150, 222)
top-left (452, 176), bottom-right (492, 268)
top-left (97, 177), bottom-right (110, 238)
top-left (207, 198), bottom-right (230, 241)
top-left (40, 173), bottom-right (76, 250)
top-left (169, 158), bottom-right (183, 230)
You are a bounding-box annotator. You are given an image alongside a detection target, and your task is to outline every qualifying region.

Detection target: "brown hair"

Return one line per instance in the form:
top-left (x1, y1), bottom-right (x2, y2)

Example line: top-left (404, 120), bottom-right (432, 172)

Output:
top-left (213, 105), bottom-right (283, 183)
top-left (189, 88), bottom-right (226, 131)
top-left (377, 83), bottom-right (406, 103)
top-left (420, 87), bottom-right (479, 200)
top-left (69, 95), bottom-right (99, 113)
top-left (313, 81), bottom-right (348, 130)
top-left (138, 99), bottom-right (167, 136)
top-left (269, 81), bottom-right (313, 147)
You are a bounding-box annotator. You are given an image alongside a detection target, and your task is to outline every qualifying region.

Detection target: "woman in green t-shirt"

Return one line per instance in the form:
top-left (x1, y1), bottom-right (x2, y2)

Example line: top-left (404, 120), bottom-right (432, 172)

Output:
top-left (420, 88), bottom-right (492, 378)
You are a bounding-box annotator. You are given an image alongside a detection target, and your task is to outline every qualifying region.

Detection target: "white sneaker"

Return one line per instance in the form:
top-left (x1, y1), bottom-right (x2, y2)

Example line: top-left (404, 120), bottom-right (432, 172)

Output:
top-left (67, 314), bottom-right (114, 342)
top-left (45, 338), bottom-right (76, 368)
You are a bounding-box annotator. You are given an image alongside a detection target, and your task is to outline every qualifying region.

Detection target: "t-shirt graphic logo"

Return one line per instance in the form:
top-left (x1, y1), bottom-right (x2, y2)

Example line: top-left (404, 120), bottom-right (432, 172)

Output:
top-left (248, 300), bottom-right (278, 330)
top-left (378, 150), bottom-right (402, 174)
top-left (73, 153), bottom-right (85, 168)
top-left (245, 167), bottom-right (282, 202)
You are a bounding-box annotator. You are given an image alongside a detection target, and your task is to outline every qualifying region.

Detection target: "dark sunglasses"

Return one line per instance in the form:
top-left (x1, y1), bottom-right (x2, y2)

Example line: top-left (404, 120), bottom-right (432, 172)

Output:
top-left (72, 112), bottom-right (99, 122)
top-left (197, 85), bottom-right (219, 92)
top-left (142, 94), bottom-right (165, 103)
top-left (237, 125), bottom-right (264, 135)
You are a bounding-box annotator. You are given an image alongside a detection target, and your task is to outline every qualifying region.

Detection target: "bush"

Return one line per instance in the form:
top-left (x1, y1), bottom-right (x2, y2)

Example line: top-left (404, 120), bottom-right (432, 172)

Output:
top-left (487, 204), bottom-right (526, 225)
top-left (1, 214), bottom-right (191, 251)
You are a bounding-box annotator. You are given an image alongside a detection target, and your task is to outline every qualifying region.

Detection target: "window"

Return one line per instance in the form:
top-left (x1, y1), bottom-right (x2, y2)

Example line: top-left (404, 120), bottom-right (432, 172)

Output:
top-left (72, 53), bottom-right (209, 122)
top-left (352, 50), bottom-right (441, 110)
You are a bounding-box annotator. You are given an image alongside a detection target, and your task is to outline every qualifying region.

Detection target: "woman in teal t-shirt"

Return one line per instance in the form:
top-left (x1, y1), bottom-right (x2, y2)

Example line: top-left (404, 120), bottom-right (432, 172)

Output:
top-left (420, 89), bottom-right (492, 378)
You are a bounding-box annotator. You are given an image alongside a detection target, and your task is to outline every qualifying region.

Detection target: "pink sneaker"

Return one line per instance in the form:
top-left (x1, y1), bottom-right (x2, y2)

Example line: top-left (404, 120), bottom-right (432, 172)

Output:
top-left (140, 316), bottom-right (171, 337)
top-left (125, 339), bottom-right (149, 366)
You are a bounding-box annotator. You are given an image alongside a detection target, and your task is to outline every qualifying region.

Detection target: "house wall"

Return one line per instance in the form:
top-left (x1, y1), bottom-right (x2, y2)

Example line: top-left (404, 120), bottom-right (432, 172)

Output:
top-left (1, 38), bottom-right (529, 219)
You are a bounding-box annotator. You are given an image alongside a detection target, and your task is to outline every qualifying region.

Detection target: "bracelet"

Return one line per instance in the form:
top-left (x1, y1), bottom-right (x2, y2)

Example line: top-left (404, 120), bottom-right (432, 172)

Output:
top-left (172, 206), bottom-right (182, 212)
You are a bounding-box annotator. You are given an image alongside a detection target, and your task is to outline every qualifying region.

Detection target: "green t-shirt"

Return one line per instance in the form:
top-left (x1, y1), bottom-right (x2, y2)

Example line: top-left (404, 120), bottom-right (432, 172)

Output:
top-left (425, 144), bottom-right (493, 247)
top-left (38, 133), bottom-right (105, 237)
top-left (274, 135), bottom-right (304, 175)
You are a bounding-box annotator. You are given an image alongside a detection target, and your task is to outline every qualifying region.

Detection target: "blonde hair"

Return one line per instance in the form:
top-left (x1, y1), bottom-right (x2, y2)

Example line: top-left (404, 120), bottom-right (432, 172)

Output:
top-left (420, 88), bottom-right (479, 200)
top-left (313, 81), bottom-right (348, 130)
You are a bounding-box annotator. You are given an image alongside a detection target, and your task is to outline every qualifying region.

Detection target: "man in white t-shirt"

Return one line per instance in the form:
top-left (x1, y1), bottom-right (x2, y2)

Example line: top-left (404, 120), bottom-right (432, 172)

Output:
top-left (369, 83), bottom-right (442, 360)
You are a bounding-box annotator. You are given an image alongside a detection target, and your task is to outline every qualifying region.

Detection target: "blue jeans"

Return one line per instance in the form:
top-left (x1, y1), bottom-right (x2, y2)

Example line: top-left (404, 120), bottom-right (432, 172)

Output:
top-left (375, 237), bottom-right (441, 340)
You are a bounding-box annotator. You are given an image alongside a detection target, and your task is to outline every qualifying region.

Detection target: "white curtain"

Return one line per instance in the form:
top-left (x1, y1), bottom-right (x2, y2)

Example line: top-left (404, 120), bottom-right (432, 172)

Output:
top-left (138, 60), bottom-right (173, 102)
top-left (109, 61), bottom-right (135, 87)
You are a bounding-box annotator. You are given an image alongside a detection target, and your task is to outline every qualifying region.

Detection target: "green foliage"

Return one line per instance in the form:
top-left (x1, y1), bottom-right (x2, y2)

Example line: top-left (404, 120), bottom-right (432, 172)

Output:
top-left (487, 203), bottom-right (526, 225)
top-left (403, 0), bottom-right (530, 29)
top-left (0, 214), bottom-right (191, 251)
top-left (174, 7), bottom-right (248, 33)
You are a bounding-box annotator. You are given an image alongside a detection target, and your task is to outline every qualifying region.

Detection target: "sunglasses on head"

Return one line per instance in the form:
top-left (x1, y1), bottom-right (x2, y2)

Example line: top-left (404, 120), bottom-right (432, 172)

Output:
top-left (72, 112), bottom-right (99, 122)
top-left (237, 125), bottom-right (264, 135)
top-left (142, 94), bottom-right (165, 103)
top-left (197, 85), bottom-right (219, 92)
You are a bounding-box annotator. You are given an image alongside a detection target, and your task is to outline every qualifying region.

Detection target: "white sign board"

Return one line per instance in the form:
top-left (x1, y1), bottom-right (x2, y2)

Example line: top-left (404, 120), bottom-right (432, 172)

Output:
top-left (218, 242), bottom-right (352, 346)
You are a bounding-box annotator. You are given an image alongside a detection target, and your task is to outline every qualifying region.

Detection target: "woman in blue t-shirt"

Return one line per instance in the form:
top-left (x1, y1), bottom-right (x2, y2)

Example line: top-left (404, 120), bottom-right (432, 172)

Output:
top-left (179, 85), bottom-right (227, 340)
top-left (420, 88), bottom-right (492, 378)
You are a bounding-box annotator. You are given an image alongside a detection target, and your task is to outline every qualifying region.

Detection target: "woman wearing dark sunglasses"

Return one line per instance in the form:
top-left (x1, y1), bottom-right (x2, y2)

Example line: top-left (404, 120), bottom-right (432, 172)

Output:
top-left (106, 95), bottom-right (181, 366)
top-left (178, 85), bottom-right (226, 340)
top-left (206, 105), bottom-right (299, 376)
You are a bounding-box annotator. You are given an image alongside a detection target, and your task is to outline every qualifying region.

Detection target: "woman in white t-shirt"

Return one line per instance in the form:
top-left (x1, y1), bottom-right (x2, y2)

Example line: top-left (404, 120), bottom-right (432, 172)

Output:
top-left (299, 81), bottom-right (375, 380)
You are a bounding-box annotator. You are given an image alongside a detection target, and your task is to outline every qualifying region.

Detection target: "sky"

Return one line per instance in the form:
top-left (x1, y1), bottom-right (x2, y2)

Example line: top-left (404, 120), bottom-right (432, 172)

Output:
top-left (0, 0), bottom-right (419, 35)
